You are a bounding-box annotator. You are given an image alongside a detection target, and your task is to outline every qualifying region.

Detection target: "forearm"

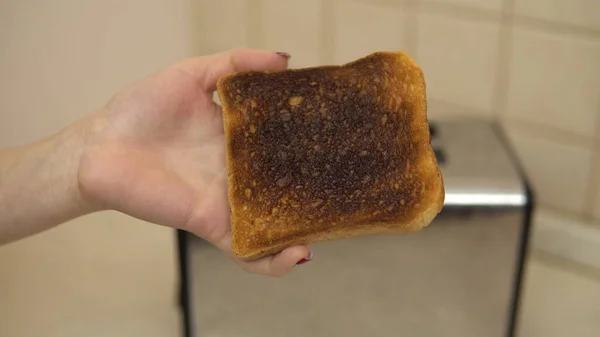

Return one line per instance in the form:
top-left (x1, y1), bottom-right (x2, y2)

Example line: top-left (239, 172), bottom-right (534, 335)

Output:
top-left (0, 118), bottom-right (96, 244)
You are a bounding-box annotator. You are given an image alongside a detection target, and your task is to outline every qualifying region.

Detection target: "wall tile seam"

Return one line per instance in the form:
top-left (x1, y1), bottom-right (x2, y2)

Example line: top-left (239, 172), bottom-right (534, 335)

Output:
top-left (418, 1), bottom-right (599, 39)
top-left (582, 96), bottom-right (600, 219)
top-left (492, 0), bottom-right (515, 120)
top-left (247, 0), bottom-right (263, 48)
top-left (535, 205), bottom-right (600, 228)
top-left (343, 0), bottom-right (415, 10)
top-left (531, 249), bottom-right (600, 281)
top-left (512, 14), bottom-right (600, 40)
top-left (404, 0), bottom-right (420, 56)
top-left (582, 149), bottom-right (600, 220)
top-left (320, 0), bottom-right (334, 64)
top-left (502, 117), bottom-right (595, 149)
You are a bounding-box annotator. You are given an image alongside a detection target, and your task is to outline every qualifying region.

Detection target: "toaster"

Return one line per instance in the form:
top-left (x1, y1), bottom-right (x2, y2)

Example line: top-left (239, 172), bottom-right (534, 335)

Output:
top-left (175, 118), bottom-right (534, 337)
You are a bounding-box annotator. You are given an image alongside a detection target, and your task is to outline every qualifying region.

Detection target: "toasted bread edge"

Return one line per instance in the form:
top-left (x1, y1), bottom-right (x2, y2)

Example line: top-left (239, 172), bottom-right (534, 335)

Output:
top-left (233, 176), bottom-right (444, 260)
top-left (218, 51), bottom-right (445, 260)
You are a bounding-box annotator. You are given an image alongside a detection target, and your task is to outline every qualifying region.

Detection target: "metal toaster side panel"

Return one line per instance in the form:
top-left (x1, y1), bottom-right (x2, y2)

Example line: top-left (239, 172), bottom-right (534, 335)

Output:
top-left (181, 208), bottom-right (526, 337)
top-left (175, 119), bottom-right (536, 337)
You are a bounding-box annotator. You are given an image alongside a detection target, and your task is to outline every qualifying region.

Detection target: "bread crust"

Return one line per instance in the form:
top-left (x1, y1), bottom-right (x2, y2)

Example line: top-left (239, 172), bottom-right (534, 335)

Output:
top-left (217, 51), bottom-right (444, 260)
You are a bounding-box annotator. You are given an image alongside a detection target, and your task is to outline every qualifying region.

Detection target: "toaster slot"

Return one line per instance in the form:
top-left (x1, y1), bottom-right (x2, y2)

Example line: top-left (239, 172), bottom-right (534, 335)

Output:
top-left (434, 147), bottom-right (446, 165)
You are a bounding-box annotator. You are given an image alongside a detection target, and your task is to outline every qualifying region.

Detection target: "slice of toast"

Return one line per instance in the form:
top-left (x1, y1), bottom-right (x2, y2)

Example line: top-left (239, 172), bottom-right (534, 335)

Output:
top-left (217, 51), bottom-right (444, 260)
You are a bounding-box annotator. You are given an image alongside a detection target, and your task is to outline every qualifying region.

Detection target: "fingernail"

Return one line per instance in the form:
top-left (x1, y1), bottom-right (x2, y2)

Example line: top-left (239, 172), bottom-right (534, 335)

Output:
top-left (276, 52), bottom-right (291, 59)
top-left (296, 251), bottom-right (314, 265)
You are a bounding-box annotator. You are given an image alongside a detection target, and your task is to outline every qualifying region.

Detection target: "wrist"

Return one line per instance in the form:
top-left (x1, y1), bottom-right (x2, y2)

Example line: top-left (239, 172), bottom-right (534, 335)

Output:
top-left (49, 112), bottom-right (108, 217)
top-left (0, 113), bottom-right (104, 243)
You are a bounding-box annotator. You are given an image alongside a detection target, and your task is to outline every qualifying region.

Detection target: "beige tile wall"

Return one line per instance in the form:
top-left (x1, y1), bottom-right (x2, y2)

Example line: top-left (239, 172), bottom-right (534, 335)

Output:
top-left (193, 0), bottom-right (600, 224)
top-left (0, 0), bottom-right (192, 147)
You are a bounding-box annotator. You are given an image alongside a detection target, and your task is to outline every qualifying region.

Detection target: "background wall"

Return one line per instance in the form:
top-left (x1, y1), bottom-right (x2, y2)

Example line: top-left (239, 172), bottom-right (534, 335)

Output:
top-left (1, 0), bottom-right (598, 272)
top-left (1, 1), bottom-right (600, 336)
top-left (193, 0), bottom-right (600, 225)
top-left (192, 0), bottom-right (600, 268)
top-left (0, 1), bottom-right (192, 336)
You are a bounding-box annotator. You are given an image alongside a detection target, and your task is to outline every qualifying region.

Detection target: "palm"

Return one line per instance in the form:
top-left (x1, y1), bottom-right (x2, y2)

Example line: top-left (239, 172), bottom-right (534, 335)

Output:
top-left (82, 68), bottom-right (231, 245)
top-left (79, 49), bottom-right (310, 276)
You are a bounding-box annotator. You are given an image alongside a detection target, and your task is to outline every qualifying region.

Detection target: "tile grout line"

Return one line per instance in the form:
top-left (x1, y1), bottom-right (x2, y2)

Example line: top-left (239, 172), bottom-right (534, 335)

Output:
top-left (493, 0), bottom-right (515, 120)
top-left (247, 0), bottom-right (263, 49)
top-left (187, 0), bottom-right (205, 55)
top-left (503, 117), bottom-right (595, 149)
top-left (419, 1), bottom-right (599, 39)
top-left (420, 1), bottom-right (504, 23)
top-left (181, 0), bottom-right (196, 57)
top-left (581, 96), bottom-right (600, 219)
top-left (533, 208), bottom-right (600, 273)
top-left (537, 204), bottom-right (599, 226)
top-left (416, 0), bottom-right (599, 221)
top-left (531, 249), bottom-right (600, 283)
top-left (428, 98), bottom-right (595, 148)
top-left (497, 0), bottom-right (598, 221)
top-left (405, 0), bottom-right (419, 57)
top-left (512, 14), bottom-right (600, 40)
top-left (582, 153), bottom-right (600, 220)
top-left (320, 0), bottom-right (335, 64)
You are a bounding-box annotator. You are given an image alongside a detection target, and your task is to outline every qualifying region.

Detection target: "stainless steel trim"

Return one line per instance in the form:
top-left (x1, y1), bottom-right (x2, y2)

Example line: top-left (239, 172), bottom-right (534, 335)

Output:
top-left (445, 192), bottom-right (527, 207)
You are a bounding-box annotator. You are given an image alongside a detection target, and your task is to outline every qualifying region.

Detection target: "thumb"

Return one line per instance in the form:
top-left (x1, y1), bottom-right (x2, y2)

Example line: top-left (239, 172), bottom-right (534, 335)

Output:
top-left (175, 48), bottom-right (290, 93)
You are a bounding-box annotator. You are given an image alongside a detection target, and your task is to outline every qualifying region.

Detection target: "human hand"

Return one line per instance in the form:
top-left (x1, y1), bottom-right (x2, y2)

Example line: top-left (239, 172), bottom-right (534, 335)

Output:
top-left (78, 48), bottom-right (312, 277)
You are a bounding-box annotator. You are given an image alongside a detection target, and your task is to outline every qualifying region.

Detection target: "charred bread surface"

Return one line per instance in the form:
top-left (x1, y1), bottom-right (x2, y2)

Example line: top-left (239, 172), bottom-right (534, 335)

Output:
top-left (217, 51), bottom-right (444, 259)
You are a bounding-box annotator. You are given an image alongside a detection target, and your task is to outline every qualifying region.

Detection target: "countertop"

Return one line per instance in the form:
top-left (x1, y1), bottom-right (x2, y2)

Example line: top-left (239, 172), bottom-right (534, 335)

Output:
top-left (1, 211), bottom-right (599, 337)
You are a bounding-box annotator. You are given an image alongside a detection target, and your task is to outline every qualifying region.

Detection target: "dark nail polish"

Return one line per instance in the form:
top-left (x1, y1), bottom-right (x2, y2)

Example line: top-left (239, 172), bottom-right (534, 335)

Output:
top-left (276, 52), bottom-right (291, 59)
top-left (296, 258), bottom-right (311, 265)
top-left (296, 252), bottom-right (314, 265)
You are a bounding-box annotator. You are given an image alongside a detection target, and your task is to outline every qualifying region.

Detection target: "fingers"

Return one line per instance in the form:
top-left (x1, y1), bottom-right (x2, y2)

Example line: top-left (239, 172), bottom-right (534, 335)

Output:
top-left (233, 245), bottom-right (313, 277)
top-left (176, 47), bottom-right (307, 278)
top-left (216, 232), bottom-right (313, 277)
top-left (176, 48), bottom-right (290, 93)
top-left (207, 227), bottom-right (312, 278)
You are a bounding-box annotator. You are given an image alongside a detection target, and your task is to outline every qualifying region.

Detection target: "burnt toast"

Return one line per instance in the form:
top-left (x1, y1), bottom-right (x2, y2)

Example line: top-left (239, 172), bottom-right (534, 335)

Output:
top-left (217, 51), bottom-right (444, 259)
